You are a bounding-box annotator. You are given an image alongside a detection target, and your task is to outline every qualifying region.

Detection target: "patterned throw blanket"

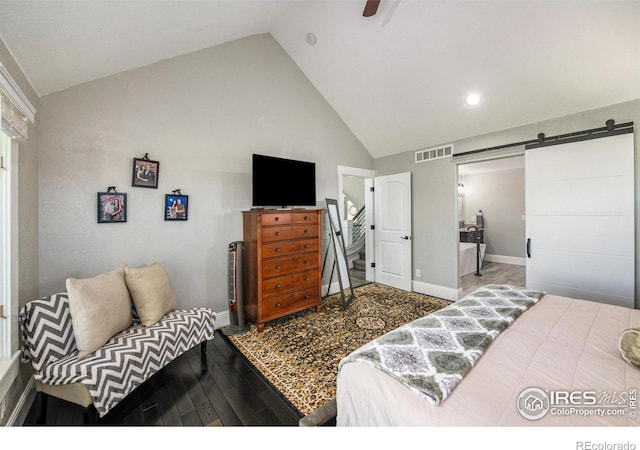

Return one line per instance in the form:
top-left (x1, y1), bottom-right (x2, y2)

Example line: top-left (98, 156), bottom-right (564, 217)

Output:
top-left (338, 285), bottom-right (545, 406)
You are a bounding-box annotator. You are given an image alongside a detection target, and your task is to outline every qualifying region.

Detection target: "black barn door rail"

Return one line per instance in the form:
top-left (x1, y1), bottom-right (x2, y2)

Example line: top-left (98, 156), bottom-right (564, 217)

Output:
top-left (453, 119), bottom-right (634, 158)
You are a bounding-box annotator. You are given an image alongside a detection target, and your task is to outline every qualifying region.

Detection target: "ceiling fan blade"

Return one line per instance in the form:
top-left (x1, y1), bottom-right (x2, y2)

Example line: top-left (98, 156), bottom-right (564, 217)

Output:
top-left (363, 0), bottom-right (380, 17)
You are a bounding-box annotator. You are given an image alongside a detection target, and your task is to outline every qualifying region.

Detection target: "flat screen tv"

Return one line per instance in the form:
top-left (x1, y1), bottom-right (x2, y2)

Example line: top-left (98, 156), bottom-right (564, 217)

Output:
top-left (252, 154), bottom-right (316, 208)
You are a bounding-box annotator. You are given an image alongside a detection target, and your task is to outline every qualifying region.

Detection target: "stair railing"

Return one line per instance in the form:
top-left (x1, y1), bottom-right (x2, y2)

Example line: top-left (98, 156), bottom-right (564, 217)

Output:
top-left (351, 206), bottom-right (366, 244)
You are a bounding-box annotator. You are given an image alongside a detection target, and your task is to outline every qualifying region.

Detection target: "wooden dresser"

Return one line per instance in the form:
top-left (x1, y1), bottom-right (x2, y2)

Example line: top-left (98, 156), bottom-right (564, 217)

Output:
top-left (242, 209), bottom-right (323, 332)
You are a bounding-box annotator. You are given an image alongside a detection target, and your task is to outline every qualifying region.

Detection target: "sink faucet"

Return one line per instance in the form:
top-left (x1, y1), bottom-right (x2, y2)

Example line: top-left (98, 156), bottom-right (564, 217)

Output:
top-left (466, 225), bottom-right (481, 242)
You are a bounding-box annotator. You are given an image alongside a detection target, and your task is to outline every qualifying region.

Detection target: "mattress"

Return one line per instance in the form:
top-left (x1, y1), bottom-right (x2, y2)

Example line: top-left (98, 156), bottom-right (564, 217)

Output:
top-left (336, 293), bottom-right (640, 426)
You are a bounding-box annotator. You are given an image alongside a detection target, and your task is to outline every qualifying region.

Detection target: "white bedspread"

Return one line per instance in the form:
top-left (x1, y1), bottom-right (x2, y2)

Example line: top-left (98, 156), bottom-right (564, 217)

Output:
top-left (336, 293), bottom-right (640, 426)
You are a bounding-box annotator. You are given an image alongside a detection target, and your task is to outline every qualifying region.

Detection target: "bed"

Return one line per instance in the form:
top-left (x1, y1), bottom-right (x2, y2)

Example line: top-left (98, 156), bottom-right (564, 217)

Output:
top-left (336, 285), bottom-right (640, 426)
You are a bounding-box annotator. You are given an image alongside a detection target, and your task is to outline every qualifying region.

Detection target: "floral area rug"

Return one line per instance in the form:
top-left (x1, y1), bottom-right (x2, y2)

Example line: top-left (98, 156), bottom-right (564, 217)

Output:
top-left (225, 283), bottom-right (451, 418)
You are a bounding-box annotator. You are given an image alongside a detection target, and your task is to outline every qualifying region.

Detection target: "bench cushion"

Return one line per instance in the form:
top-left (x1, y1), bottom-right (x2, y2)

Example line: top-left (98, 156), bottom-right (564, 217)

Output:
top-left (37, 308), bottom-right (215, 417)
top-left (20, 292), bottom-right (216, 417)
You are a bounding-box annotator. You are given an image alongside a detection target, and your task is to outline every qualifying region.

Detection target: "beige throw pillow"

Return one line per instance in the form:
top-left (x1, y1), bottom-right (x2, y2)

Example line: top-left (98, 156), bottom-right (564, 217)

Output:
top-left (66, 264), bottom-right (133, 360)
top-left (125, 263), bottom-right (178, 327)
top-left (619, 327), bottom-right (640, 369)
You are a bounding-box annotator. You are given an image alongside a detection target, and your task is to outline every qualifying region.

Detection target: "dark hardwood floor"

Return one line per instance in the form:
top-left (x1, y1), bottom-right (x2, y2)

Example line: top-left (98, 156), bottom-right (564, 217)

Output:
top-left (20, 330), bottom-right (308, 426)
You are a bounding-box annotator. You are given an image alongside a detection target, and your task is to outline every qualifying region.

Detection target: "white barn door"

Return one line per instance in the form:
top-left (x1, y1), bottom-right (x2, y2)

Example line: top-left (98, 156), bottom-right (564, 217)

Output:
top-left (525, 133), bottom-right (634, 308)
top-left (374, 172), bottom-right (412, 291)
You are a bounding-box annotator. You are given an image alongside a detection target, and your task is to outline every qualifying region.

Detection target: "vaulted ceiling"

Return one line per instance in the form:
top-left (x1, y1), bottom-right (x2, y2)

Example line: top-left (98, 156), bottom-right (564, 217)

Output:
top-left (0, 1), bottom-right (638, 158)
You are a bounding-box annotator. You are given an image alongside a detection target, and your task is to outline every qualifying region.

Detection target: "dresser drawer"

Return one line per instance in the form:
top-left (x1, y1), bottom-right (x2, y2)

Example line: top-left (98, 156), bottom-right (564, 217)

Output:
top-left (262, 239), bottom-right (318, 259)
top-left (261, 213), bottom-right (291, 226)
top-left (262, 225), bottom-right (318, 243)
top-left (261, 254), bottom-right (319, 278)
top-left (261, 287), bottom-right (320, 320)
top-left (262, 225), bottom-right (297, 242)
top-left (262, 269), bottom-right (320, 298)
top-left (292, 212), bottom-right (319, 225)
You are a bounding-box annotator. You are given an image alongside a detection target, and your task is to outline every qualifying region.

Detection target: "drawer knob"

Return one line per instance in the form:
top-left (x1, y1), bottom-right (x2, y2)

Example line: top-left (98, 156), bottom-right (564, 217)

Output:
top-left (275, 283), bottom-right (281, 289)
top-left (304, 215), bottom-right (308, 220)
top-left (275, 264), bottom-right (281, 270)
top-left (304, 229), bottom-right (309, 234)
top-left (275, 247), bottom-right (281, 252)
top-left (304, 295), bottom-right (310, 299)
top-left (275, 231), bottom-right (280, 236)
top-left (275, 303), bottom-right (281, 308)
top-left (304, 277), bottom-right (310, 281)
top-left (274, 217), bottom-right (279, 222)
top-left (304, 259), bottom-right (309, 264)
top-left (304, 244), bottom-right (309, 248)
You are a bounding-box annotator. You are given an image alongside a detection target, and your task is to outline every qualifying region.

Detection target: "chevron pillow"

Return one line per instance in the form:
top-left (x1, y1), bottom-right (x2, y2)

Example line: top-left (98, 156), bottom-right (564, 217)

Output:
top-left (66, 264), bottom-right (133, 360)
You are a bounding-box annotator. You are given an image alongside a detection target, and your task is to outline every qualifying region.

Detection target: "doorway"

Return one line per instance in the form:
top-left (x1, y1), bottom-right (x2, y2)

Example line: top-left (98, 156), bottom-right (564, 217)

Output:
top-left (456, 156), bottom-right (526, 297)
top-left (337, 166), bottom-right (413, 292)
top-left (338, 166), bottom-right (375, 289)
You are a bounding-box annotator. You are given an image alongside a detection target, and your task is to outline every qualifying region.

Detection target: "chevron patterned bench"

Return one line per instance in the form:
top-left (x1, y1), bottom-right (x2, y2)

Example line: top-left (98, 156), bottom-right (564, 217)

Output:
top-left (19, 292), bottom-right (216, 423)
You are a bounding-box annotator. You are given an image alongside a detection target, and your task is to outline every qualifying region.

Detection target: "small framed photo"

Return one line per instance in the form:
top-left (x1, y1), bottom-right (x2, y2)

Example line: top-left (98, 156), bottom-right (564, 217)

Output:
top-left (97, 192), bottom-right (127, 223)
top-left (165, 194), bottom-right (188, 221)
top-left (132, 157), bottom-right (159, 188)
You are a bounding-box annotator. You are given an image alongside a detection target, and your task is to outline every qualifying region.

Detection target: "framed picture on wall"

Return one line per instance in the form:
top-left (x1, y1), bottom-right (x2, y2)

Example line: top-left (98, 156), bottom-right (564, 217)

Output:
top-left (165, 194), bottom-right (188, 221)
top-left (132, 156), bottom-right (159, 188)
top-left (97, 192), bottom-right (127, 223)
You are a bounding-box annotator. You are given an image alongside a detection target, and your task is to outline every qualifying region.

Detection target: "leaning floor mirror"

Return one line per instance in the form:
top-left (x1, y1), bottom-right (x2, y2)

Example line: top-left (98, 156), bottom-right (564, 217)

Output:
top-left (323, 198), bottom-right (355, 309)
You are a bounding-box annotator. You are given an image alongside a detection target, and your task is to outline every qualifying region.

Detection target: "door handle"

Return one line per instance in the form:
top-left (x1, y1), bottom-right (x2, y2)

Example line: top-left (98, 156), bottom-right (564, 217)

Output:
top-left (400, 235), bottom-right (410, 240)
top-left (526, 238), bottom-right (531, 258)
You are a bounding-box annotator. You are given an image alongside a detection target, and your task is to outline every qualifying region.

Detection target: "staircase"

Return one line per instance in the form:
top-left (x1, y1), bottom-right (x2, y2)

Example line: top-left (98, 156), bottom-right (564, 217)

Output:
top-left (345, 206), bottom-right (366, 269)
top-left (346, 206), bottom-right (368, 287)
top-left (349, 247), bottom-right (367, 288)
top-left (352, 250), bottom-right (366, 272)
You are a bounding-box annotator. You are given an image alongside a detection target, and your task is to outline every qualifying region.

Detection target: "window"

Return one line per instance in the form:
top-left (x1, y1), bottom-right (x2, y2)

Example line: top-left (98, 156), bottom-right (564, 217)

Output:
top-left (0, 130), bottom-right (11, 360)
top-left (0, 61), bottom-right (35, 361)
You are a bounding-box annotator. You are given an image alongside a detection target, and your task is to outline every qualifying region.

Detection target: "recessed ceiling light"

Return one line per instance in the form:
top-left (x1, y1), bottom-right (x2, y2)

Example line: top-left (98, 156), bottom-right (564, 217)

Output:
top-left (466, 94), bottom-right (480, 106)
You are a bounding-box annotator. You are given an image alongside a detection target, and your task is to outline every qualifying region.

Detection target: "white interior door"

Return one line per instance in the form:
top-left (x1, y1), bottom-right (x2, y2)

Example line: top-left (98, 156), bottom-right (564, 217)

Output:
top-left (374, 172), bottom-right (412, 291)
top-left (525, 133), bottom-right (634, 308)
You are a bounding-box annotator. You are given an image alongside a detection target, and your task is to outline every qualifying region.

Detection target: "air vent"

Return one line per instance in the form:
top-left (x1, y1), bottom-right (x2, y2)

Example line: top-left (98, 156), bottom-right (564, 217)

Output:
top-left (415, 144), bottom-right (453, 163)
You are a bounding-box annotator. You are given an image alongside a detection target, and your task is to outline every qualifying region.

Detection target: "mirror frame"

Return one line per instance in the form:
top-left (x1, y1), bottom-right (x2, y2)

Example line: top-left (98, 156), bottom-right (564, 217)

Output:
top-left (324, 198), bottom-right (355, 308)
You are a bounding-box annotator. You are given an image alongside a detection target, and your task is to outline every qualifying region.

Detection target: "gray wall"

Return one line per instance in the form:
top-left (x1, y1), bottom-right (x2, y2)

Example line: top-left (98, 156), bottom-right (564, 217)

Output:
top-left (374, 99), bottom-right (640, 305)
top-left (461, 168), bottom-right (525, 258)
top-left (37, 34), bottom-right (373, 314)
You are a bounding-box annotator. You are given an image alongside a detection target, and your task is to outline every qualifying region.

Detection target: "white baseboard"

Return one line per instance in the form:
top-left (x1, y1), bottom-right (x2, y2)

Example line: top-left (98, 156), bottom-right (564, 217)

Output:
top-left (484, 254), bottom-right (525, 266)
top-left (0, 351), bottom-right (20, 408)
top-left (412, 280), bottom-right (459, 302)
top-left (215, 310), bottom-right (230, 330)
